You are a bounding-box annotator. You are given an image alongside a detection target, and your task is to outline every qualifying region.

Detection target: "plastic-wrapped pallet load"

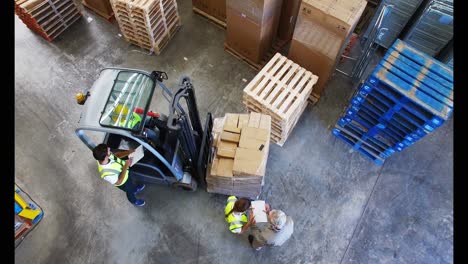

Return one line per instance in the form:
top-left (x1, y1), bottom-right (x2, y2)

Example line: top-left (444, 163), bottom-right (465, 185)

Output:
top-left (14, 0), bottom-right (82, 42)
top-left (15, 184), bottom-right (44, 247)
top-left (288, 0), bottom-right (367, 104)
top-left (110, 0), bottom-right (181, 54)
top-left (363, 0), bottom-right (425, 49)
top-left (333, 39), bottom-right (453, 164)
top-left (402, 0), bottom-right (453, 57)
top-left (225, 0), bottom-right (283, 66)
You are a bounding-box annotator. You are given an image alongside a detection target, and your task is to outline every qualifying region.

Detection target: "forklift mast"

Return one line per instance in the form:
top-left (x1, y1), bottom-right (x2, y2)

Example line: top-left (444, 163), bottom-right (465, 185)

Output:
top-left (165, 76), bottom-right (212, 183)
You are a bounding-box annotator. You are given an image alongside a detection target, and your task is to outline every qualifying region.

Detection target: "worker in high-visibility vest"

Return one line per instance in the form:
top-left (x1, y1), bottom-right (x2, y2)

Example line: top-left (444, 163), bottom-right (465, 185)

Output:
top-left (224, 196), bottom-right (255, 234)
top-left (112, 104), bottom-right (142, 129)
top-left (93, 143), bottom-right (146, 206)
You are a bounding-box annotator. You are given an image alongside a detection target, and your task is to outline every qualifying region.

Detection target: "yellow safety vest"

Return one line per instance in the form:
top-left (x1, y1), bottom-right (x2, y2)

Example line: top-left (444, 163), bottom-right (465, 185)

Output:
top-left (97, 154), bottom-right (129, 186)
top-left (224, 196), bottom-right (248, 233)
top-left (120, 113), bottom-right (142, 129)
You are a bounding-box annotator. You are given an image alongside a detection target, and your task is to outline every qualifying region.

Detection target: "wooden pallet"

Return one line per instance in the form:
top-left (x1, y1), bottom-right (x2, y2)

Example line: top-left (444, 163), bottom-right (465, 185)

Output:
top-left (224, 38), bottom-right (290, 71)
top-left (242, 53), bottom-right (318, 146)
top-left (111, 0), bottom-right (180, 54)
top-left (192, 7), bottom-right (226, 29)
top-left (15, 0), bottom-right (82, 41)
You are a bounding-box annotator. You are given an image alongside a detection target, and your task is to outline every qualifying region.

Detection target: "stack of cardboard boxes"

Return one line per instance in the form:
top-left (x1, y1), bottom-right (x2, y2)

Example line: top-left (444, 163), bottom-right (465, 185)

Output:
top-left (207, 112), bottom-right (271, 199)
top-left (288, 0), bottom-right (367, 103)
top-left (225, 0), bottom-right (283, 65)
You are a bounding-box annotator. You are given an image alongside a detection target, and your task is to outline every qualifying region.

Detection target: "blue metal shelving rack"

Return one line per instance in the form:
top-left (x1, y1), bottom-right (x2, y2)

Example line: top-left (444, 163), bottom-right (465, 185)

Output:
top-left (333, 39), bottom-right (453, 165)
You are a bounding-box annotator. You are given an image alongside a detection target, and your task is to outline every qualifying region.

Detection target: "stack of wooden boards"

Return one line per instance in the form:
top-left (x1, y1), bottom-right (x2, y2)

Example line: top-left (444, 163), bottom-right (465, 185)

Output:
top-left (288, 0), bottom-right (367, 104)
top-left (14, 0), bottom-right (82, 42)
top-left (243, 53), bottom-right (319, 146)
top-left (207, 112), bottom-right (271, 199)
top-left (110, 0), bottom-right (181, 54)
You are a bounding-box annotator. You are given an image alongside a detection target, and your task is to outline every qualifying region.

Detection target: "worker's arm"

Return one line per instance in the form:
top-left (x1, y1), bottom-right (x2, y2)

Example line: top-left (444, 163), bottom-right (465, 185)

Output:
top-left (114, 149), bottom-right (135, 159)
top-left (238, 210), bottom-right (255, 235)
top-left (114, 158), bottom-right (133, 186)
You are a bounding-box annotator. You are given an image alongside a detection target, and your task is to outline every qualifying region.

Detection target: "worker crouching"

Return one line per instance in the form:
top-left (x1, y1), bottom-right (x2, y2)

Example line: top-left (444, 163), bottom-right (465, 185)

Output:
top-left (224, 196), bottom-right (255, 234)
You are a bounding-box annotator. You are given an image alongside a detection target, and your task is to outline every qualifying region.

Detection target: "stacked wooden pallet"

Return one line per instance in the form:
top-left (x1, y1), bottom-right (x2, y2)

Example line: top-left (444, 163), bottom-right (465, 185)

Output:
top-left (207, 112), bottom-right (271, 199)
top-left (243, 53), bottom-right (319, 146)
top-left (110, 0), bottom-right (181, 54)
top-left (15, 0), bottom-right (82, 42)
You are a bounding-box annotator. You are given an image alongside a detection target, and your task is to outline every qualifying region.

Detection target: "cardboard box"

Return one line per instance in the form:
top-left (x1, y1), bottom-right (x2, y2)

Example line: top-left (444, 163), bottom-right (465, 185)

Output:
top-left (193, 0), bottom-right (226, 23)
top-left (289, 39), bottom-right (334, 96)
top-left (299, 0), bottom-right (366, 38)
top-left (233, 148), bottom-right (265, 176)
top-left (221, 131), bottom-right (241, 143)
top-left (217, 140), bottom-right (237, 158)
top-left (248, 112), bottom-right (262, 128)
top-left (238, 114), bottom-right (250, 129)
top-left (277, 0), bottom-right (301, 41)
top-left (225, 0), bottom-right (283, 64)
top-left (83, 0), bottom-right (113, 18)
top-left (239, 127), bottom-right (269, 150)
top-left (217, 158), bottom-right (234, 177)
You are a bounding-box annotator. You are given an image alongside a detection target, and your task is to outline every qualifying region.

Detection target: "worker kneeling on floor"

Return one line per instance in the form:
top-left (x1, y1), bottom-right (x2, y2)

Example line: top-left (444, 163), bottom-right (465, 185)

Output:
top-left (224, 196), bottom-right (255, 234)
top-left (93, 143), bottom-right (146, 206)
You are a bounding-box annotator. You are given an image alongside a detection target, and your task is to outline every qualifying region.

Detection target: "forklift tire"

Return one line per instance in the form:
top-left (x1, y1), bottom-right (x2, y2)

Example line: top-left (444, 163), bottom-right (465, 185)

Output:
top-left (172, 180), bottom-right (197, 192)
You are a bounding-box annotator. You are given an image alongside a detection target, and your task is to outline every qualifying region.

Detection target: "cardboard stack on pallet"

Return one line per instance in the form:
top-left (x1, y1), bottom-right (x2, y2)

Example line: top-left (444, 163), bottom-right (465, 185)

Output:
top-left (288, 0), bottom-right (366, 104)
top-left (192, 0), bottom-right (226, 28)
top-left (14, 0), bottom-right (82, 42)
top-left (224, 0), bottom-right (284, 70)
top-left (243, 53), bottom-right (319, 146)
top-left (207, 112), bottom-right (271, 199)
top-left (110, 0), bottom-right (181, 54)
top-left (276, 0), bottom-right (301, 41)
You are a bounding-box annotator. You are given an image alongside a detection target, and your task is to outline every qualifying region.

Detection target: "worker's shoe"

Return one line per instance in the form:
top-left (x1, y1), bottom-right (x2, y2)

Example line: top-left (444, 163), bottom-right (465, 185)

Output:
top-left (135, 184), bottom-right (146, 194)
top-left (134, 200), bottom-right (146, 207)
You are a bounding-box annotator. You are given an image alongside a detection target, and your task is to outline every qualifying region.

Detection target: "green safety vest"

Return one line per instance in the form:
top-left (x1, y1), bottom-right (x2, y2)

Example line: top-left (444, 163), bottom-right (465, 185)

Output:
top-left (97, 154), bottom-right (128, 186)
top-left (224, 196), bottom-right (248, 233)
top-left (120, 113), bottom-right (142, 129)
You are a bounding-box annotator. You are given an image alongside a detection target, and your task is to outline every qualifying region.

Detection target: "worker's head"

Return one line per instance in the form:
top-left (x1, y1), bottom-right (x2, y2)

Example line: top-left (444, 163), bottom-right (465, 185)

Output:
top-left (233, 198), bottom-right (251, 213)
top-left (268, 209), bottom-right (287, 231)
top-left (225, 197), bottom-right (251, 218)
top-left (93, 143), bottom-right (110, 161)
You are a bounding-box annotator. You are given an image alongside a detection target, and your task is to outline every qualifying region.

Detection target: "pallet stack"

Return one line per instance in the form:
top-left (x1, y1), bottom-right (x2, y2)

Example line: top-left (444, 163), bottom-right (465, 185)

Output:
top-left (15, 0), bottom-right (82, 42)
top-left (333, 39), bottom-right (453, 165)
top-left (207, 112), bottom-right (271, 199)
top-left (288, 0), bottom-right (367, 104)
top-left (110, 0), bottom-right (181, 54)
top-left (243, 53), bottom-right (319, 146)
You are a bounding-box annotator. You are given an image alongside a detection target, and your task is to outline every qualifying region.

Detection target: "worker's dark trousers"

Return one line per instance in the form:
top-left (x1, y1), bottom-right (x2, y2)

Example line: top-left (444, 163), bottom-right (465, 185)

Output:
top-left (117, 174), bottom-right (140, 204)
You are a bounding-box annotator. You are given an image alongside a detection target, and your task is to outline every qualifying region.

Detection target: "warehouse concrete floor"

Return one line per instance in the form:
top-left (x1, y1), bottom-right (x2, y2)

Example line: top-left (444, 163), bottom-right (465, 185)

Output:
top-left (15, 1), bottom-right (453, 263)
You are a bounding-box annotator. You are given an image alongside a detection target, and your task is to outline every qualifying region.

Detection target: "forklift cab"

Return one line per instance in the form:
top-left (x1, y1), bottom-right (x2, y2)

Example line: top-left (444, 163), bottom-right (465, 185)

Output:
top-left (75, 68), bottom-right (213, 191)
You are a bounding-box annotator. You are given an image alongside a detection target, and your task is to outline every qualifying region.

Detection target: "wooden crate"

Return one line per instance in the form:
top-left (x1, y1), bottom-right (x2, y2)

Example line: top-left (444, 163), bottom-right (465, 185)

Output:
top-left (110, 0), bottom-right (181, 54)
top-left (243, 53), bottom-right (318, 146)
top-left (15, 0), bottom-right (82, 42)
